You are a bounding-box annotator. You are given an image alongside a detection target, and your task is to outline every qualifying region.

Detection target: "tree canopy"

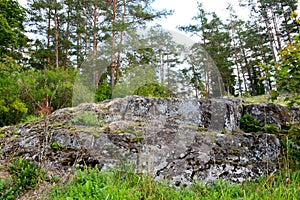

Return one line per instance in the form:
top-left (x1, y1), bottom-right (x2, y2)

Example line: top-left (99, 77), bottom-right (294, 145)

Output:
top-left (0, 0), bottom-right (300, 126)
top-left (0, 0), bottom-right (27, 60)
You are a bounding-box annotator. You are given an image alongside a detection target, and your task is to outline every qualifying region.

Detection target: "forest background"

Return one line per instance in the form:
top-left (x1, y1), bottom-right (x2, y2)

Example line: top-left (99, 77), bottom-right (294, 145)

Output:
top-left (0, 0), bottom-right (300, 126)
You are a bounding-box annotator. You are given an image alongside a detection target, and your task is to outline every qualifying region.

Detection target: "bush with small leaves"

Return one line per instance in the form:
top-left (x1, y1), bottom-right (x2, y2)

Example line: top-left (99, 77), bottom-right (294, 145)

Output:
top-left (271, 12), bottom-right (300, 107)
top-left (95, 82), bottom-right (111, 102)
top-left (71, 111), bottom-right (104, 127)
top-left (0, 57), bottom-right (28, 126)
top-left (263, 124), bottom-right (279, 134)
top-left (0, 158), bottom-right (42, 200)
top-left (240, 113), bottom-right (261, 133)
top-left (134, 82), bottom-right (173, 98)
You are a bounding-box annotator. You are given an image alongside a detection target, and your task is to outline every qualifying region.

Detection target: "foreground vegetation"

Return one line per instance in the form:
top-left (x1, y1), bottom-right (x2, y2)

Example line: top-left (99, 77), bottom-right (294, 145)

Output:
top-left (0, 158), bottom-right (44, 200)
top-left (47, 167), bottom-right (300, 200)
top-left (1, 158), bottom-right (299, 199)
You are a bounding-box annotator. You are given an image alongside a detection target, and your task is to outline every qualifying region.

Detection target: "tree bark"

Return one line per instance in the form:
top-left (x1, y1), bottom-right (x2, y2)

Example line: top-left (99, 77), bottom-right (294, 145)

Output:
top-left (64, 5), bottom-right (71, 69)
top-left (231, 22), bottom-right (242, 96)
top-left (110, 0), bottom-right (117, 95)
top-left (93, 2), bottom-right (98, 56)
top-left (270, 7), bottom-right (281, 51)
top-left (54, 0), bottom-right (59, 68)
top-left (46, 7), bottom-right (51, 68)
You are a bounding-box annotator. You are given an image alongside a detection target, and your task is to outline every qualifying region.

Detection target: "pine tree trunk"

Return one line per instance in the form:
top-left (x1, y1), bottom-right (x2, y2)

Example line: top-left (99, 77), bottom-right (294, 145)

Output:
top-left (76, 35), bottom-right (81, 72)
top-left (231, 24), bottom-right (242, 96)
top-left (64, 7), bottom-right (71, 69)
top-left (47, 7), bottom-right (51, 68)
top-left (110, 0), bottom-right (117, 95)
top-left (238, 34), bottom-right (255, 95)
top-left (270, 7), bottom-right (281, 50)
top-left (54, 0), bottom-right (59, 68)
top-left (205, 52), bottom-right (210, 99)
top-left (115, 0), bottom-right (127, 86)
top-left (93, 3), bottom-right (97, 56)
top-left (261, 9), bottom-right (277, 63)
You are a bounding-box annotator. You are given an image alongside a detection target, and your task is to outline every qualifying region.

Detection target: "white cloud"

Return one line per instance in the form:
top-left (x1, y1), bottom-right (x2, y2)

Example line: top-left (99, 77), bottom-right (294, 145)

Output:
top-left (18, 0), bottom-right (27, 7)
top-left (150, 0), bottom-right (248, 39)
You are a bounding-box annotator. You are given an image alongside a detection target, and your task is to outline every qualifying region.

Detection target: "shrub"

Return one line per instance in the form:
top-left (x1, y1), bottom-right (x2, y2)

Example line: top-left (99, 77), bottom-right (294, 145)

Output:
top-left (133, 82), bottom-right (173, 98)
top-left (263, 124), bottom-right (279, 134)
top-left (95, 82), bottom-right (111, 102)
top-left (0, 158), bottom-right (42, 200)
top-left (71, 111), bottom-right (104, 127)
top-left (18, 67), bottom-right (76, 115)
top-left (270, 13), bottom-right (300, 107)
top-left (0, 57), bottom-right (28, 126)
top-left (240, 113), bottom-right (261, 133)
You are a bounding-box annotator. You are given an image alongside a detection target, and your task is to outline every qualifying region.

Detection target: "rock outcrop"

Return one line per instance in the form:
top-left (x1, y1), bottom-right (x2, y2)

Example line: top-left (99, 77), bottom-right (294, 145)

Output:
top-left (244, 103), bottom-right (300, 130)
top-left (0, 96), bottom-right (283, 186)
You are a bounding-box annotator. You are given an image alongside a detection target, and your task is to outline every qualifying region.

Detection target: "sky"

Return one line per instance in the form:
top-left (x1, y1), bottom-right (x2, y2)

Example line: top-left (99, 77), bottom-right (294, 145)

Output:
top-left (151, 0), bottom-right (248, 31)
top-left (18, 0), bottom-right (248, 29)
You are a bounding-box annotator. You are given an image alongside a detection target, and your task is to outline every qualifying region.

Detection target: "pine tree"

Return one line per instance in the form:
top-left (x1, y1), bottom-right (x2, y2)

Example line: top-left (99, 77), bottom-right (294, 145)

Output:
top-left (238, 0), bottom-right (299, 95)
top-left (178, 3), bottom-right (234, 97)
top-left (102, 0), bottom-right (171, 94)
top-left (0, 0), bottom-right (27, 61)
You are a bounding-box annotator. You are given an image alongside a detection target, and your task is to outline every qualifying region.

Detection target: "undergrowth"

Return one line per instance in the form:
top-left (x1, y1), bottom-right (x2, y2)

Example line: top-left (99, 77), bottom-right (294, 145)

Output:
top-left (48, 166), bottom-right (300, 200)
top-left (71, 111), bottom-right (104, 127)
top-left (240, 113), bottom-right (261, 133)
top-left (0, 158), bottom-right (43, 200)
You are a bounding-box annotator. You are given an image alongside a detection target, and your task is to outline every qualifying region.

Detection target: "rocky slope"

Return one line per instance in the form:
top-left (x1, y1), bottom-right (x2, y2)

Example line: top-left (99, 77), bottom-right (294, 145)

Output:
top-left (1, 96), bottom-right (296, 186)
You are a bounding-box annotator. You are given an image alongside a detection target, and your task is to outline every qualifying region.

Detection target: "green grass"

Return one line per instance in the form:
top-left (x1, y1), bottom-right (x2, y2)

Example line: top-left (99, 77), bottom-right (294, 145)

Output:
top-left (242, 94), bottom-right (287, 106)
top-left (48, 167), bottom-right (300, 200)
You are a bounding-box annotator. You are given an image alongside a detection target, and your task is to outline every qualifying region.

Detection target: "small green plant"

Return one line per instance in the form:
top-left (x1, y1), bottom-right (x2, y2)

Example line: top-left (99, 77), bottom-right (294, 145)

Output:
top-left (0, 158), bottom-right (43, 200)
top-left (263, 124), bottom-right (279, 134)
top-left (51, 176), bottom-right (60, 183)
top-left (9, 158), bottom-right (42, 190)
top-left (0, 178), bottom-right (15, 200)
top-left (12, 131), bottom-right (19, 136)
top-left (21, 114), bottom-right (43, 124)
top-left (50, 141), bottom-right (62, 150)
top-left (71, 111), bottom-right (104, 127)
top-left (240, 113), bottom-right (261, 133)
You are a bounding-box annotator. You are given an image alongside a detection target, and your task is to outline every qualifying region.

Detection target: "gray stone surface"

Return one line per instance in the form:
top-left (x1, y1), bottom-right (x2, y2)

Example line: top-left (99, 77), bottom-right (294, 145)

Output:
top-left (244, 103), bottom-right (298, 130)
